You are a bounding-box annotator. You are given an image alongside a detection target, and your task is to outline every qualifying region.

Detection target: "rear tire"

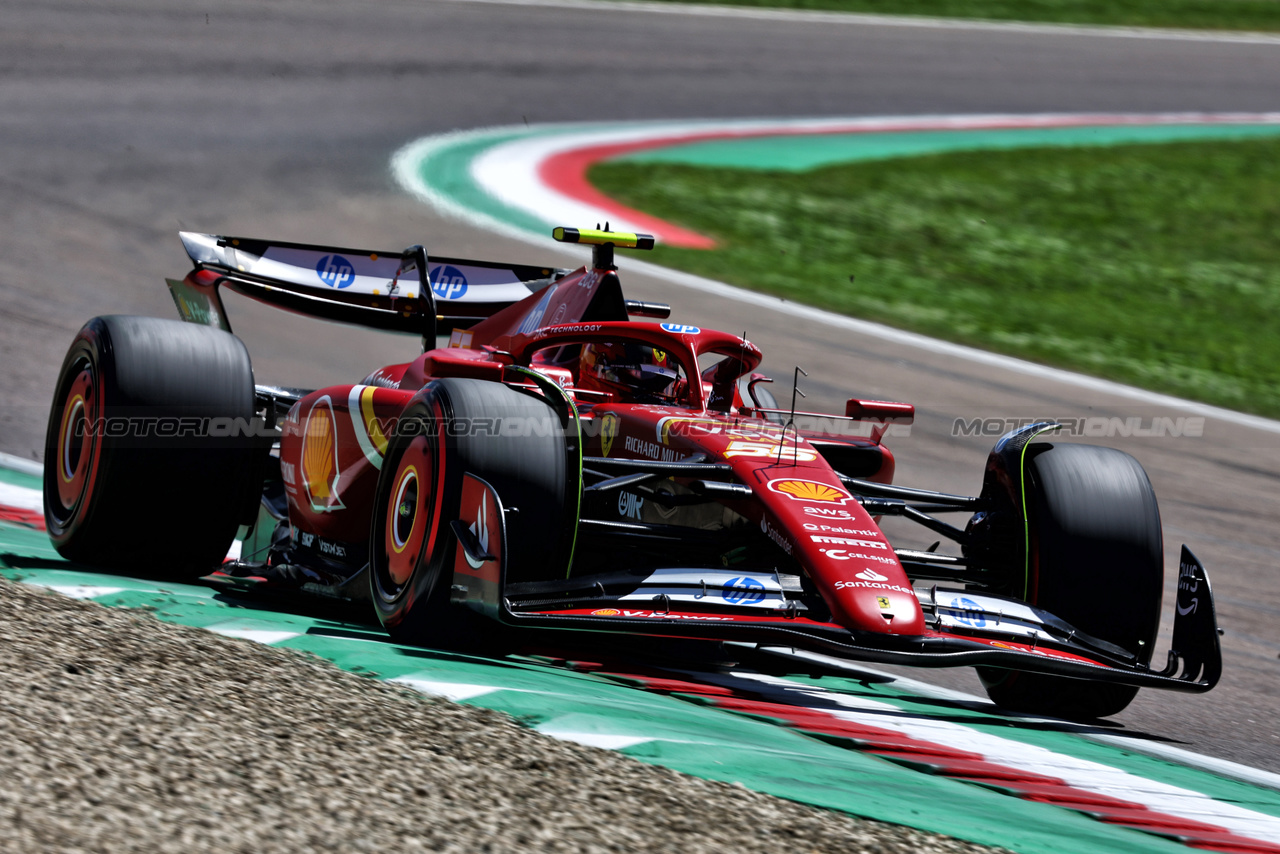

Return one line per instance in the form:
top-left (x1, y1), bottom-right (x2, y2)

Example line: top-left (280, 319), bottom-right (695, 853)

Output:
top-left (369, 378), bottom-right (571, 647)
top-left (979, 443), bottom-right (1163, 719)
top-left (43, 316), bottom-right (259, 574)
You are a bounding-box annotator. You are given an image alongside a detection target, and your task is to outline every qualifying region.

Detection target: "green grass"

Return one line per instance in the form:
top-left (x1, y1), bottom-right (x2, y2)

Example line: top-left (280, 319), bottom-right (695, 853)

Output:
top-left (591, 139), bottom-right (1280, 416)
top-left (626, 0), bottom-right (1280, 32)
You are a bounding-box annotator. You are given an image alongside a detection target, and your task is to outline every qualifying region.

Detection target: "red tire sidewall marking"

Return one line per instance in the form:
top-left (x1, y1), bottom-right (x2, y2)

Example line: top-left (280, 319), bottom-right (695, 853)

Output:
top-left (386, 435), bottom-right (432, 587)
top-left (53, 357), bottom-right (103, 526)
top-left (422, 396), bottom-right (448, 574)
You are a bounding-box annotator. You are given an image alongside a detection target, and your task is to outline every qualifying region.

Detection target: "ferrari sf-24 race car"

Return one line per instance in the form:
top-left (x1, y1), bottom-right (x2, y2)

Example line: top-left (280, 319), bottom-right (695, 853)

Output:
top-left (44, 227), bottom-right (1221, 718)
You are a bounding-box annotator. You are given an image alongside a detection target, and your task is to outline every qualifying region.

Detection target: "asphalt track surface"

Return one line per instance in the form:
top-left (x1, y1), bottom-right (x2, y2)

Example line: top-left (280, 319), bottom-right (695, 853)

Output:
top-left (1, 0), bottom-right (1278, 775)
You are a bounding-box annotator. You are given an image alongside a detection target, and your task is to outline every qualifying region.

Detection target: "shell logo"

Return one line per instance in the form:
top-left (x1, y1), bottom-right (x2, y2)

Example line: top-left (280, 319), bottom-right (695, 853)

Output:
top-left (767, 478), bottom-right (853, 505)
top-left (305, 413), bottom-right (333, 499)
top-left (302, 397), bottom-right (345, 512)
top-left (591, 608), bottom-right (621, 616)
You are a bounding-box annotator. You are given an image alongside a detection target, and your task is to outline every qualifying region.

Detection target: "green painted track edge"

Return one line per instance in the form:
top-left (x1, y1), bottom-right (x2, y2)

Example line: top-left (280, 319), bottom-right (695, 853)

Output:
top-left (613, 124), bottom-right (1280, 171)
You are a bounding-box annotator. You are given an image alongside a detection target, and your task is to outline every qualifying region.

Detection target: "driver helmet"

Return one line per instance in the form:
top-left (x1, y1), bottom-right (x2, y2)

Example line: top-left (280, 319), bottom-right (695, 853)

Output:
top-left (578, 341), bottom-right (682, 402)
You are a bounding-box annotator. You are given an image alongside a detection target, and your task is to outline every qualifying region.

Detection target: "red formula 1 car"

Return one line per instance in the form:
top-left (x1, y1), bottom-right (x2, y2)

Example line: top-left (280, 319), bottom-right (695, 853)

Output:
top-left (44, 227), bottom-right (1221, 718)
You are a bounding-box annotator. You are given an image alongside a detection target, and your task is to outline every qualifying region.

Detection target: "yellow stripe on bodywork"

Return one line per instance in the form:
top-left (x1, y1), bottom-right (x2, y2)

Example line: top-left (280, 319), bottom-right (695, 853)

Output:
top-left (361, 386), bottom-right (389, 455)
top-left (348, 385), bottom-right (387, 470)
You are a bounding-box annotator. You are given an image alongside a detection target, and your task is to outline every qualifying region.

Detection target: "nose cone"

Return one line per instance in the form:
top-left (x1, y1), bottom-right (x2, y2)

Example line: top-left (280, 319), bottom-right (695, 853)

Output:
top-left (757, 475), bottom-right (925, 636)
top-left (657, 415), bottom-right (926, 636)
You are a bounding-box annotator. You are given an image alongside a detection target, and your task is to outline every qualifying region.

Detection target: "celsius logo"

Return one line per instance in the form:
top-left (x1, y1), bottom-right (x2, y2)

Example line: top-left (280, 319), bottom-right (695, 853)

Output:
top-left (660, 323), bottom-right (700, 335)
top-left (316, 254), bottom-right (356, 289)
top-left (722, 577), bottom-right (766, 604)
top-left (430, 265), bottom-right (468, 300)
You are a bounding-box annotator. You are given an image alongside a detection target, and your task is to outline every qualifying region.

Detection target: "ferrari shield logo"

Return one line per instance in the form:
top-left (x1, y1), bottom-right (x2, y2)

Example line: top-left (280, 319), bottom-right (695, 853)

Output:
top-left (601, 411), bottom-right (620, 457)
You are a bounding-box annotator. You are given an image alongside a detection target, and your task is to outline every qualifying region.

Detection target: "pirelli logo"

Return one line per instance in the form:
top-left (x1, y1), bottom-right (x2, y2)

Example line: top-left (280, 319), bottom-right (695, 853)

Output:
top-left (810, 535), bottom-right (887, 550)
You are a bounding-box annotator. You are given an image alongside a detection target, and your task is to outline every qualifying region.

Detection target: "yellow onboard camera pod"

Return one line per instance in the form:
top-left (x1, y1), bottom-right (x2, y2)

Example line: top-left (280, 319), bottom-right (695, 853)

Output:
top-left (552, 227), bottom-right (655, 250)
top-left (553, 226), bottom-right (655, 269)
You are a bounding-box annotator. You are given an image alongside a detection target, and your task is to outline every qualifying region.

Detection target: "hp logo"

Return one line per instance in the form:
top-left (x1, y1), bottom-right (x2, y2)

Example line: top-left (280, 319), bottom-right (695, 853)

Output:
top-left (315, 254), bottom-right (356, 289)
top-left (950, 597), bottom-right (987, 628)
top-left (723, 576), bottom-right (766, 604)
top-left (430, 265), bottom-right (469, 300)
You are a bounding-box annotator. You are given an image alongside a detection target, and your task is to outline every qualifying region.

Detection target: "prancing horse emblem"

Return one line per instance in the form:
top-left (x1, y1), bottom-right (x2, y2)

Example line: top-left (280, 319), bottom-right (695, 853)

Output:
top-left (601, 411), bottom-right (620, 457)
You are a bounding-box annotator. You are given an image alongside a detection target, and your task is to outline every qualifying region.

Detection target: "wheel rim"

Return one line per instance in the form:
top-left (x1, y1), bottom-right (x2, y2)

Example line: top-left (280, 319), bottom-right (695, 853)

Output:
top-left (51, 359), bottom-right (100, 522)
top-left (380, 435), bottom-right (436, 593)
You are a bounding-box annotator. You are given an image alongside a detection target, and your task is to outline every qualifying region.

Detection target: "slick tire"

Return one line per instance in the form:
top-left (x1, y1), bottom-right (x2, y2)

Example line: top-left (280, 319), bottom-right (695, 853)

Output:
top-left (44, 315), bottom-right (259, 574)
top-left (369, 378), bottom-right (572, 648)
top-left (979, 443), bottom-right (1163, 719)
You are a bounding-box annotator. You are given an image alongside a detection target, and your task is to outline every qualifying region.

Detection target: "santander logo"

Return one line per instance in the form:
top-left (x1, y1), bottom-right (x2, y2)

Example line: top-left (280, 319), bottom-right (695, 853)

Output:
top-left (856, 568), bottom-right (888, 582)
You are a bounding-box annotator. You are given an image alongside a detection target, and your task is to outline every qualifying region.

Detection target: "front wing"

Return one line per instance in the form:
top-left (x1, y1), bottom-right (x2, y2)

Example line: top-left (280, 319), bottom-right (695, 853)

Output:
top-left (451, 476), bottom-right (1221, 694)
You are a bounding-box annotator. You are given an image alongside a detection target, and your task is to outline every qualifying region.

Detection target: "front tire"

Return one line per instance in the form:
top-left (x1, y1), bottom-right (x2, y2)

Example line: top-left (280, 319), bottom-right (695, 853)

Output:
top-left (369, 378), bottom-right (572, 647)
top-left (43, 316), bottom-right (259, 574)
top-left (979, 443), bottom-right (1163, 719)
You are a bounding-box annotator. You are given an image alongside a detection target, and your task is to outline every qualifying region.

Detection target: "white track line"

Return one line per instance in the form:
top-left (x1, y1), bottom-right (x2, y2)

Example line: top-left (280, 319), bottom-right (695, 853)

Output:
top-left (0, 452), bottom-right (44, 477)
top-left (389, 677), bottom-right (504, 701)
top-left (26, 583), bottom-right (126, 600)
top-left (204, 621), bottom-right (302, 645)
top-left (431, 0), bottom-right (1280, 46)
top-left (0, 481), bottom-right (42, 512)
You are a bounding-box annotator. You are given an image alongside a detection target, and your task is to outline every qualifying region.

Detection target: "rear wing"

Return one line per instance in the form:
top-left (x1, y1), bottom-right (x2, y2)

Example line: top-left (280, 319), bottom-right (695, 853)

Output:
top-left (168, 232), bottom-right (567, 346)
